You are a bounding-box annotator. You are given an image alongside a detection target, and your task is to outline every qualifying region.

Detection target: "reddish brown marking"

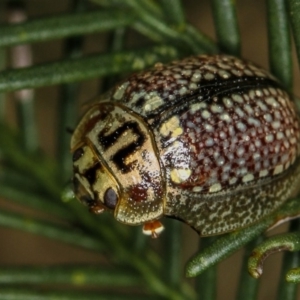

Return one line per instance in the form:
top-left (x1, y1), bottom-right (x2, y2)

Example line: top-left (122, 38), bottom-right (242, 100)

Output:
top-left (84, 113), bottom-right (106, 135)
top-left (128, 183), bottom-right (148, 202)
top-left (180, 174), bottom-right (208, 188)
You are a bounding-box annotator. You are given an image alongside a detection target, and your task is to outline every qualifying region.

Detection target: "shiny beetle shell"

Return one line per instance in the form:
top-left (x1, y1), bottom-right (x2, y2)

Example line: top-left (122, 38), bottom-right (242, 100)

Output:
top-left (71, 54), bottom-right (300, 236)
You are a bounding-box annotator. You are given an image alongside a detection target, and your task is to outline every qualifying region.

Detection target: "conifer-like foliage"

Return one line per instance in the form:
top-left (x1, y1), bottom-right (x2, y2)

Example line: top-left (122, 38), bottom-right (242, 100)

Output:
top-left (0, 1), bottom-right (300, 299)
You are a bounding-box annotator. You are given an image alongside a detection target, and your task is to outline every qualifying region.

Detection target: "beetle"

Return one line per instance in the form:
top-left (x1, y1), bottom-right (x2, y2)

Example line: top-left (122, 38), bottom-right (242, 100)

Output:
top-left (71, 54), bottom-right (300, 238)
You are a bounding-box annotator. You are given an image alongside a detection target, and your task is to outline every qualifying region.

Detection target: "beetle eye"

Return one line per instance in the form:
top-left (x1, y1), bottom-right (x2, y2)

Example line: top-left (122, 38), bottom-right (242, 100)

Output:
top-left (73, 147), bottom-right (84, 162)
top-left (104, 188), bottom-right (118, 209)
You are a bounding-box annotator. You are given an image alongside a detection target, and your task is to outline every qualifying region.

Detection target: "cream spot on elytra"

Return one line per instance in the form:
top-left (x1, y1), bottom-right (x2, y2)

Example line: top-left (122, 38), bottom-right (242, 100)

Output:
top-left (113, 82), bottom-right (129, 100)
top-left (170, 168), bottom-right (192, 184)
top-left (159, 116), bottom-right (183, 137)
top-left (209, 183), bottom-right (222, 193)
top-left (143, 95), bottom-right (164, 112)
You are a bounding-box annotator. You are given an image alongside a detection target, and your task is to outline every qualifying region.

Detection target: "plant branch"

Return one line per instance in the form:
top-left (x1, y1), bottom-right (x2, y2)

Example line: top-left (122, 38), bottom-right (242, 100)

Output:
top-left (211, 0), bottom-right (240, 55)
top-left (0, 184), bottom-right (74, 221)
top-left (0, 265), bottom-right (141, 286)
top-left (287, 0), bottom-right (300, 68)
top-left (186, 196), bottom-right (300, 277)
top-left (267, 0), bottom-right (292, 91)
top-left (196, 237), bottom-right (217, 300)
top-left (0, 10), bottom-right (135, 47)
top-left (0, 45), bottom-right (179, 92)
top-left (0, 288), bottom-right (156, 300)
top-left (0, 209), bottom-right (106, 252)
top-left (90, 0), bottom-right (217, 54)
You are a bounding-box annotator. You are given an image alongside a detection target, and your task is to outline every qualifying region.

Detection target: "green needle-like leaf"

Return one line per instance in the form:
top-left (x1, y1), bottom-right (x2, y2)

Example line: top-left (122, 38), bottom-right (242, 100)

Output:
top-left (0, 48), bottom-right (6, 120)
top-left (248, 231), bottom-right (300, 279)
top-left (0, 288), bottom-right (156, 300)
top-left (186, 196), bottom-right (300, 277)
top-left (276, 220), bottom-right (300, 299)
top-left (0, 184), bottom-right (74, 221)
top-left (211, 0), bottom-right (240, 55)
top-left (0, 45), bottom-right (179, 92)
top-left (0, 265), bottom-right (141, 286)
top-left (287, 0), bottom-right (300, 67)
top-left (0, 2), bottom-right (299, 299)
top-left (161, 0), bottom-right (185, 29)
top-left (267, 0), bottom-right (292, 91)
top-left (0, 10), bottom-right (135, 47)
top-left (196, 237), bottom-right (217, 300)
top-left (57, 33), bottom-right (84, 181)
top-left (90, 0), bottom-right (217, 54)
top-left (0, 209), bottom-right (106, 252)
top-left (0, 123), bottom-right (61, 197)
top-left (236, 237), bottom-right (262, 300)
top-left (164, 219), bottom-right (183, 288)
top-left (286, 267), bottom-right (300, 283)
top-left (15, 94), bottom-right (38, 152)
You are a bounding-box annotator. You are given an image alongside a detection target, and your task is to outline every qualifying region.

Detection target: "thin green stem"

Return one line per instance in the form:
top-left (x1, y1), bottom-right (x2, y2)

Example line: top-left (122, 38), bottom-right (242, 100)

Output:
top-left (91, 0), bottom-right (216, 54)
top-left (235, 237), bottom-right (262, 300)
top-left (160, 0), bottom-right (185, 29)
top-left (286, 0), bottom-right (300, 67)
top-left (0, 184), bottom-right (74, 221)
top-left (0, 209), bottom-right (106, 252)
top-left (185, 25), bottom-right (218, 54)
top-left (276, 219), bottom-right (300, 300)
top-left (7, 1), bottom-right (38, 152)
top-left (126, 0), bottom-right (204, 53)
top-left (0, 45), bottom-right (179, 92)
top-left (57, 0), bottom-right (87, 182)
top-left (196, 237), bottom-right (217, 300)
top-left (101, 27), bottom-right (127, 92)
top-left (130, 0), bottom-right (162, 17)
top-left (0, 288), bottom-right (156, 300)
top-left (61, 193), bottom-right (194, 299)
top-left (0, 123), bottom-right (61, 198)
top-left (65, 203), bottom-right (194, 299)
top-left (0, 167), bottom-right (42, 191)
top-left (140, 0), bottom-right (216, 54)
top-left (0, 10), bottom-right (135, 47)
top-left (186, 196), bottom-right (300, 277)
top-left (133, 21), bottom-right (167, 42)
top-left (15, 95), bottom-right (38, 152)
top-left (211, 0), bottom-right (240, 55)
top-left (132, 226), bottom-right (148, 253)
top-left (128, 255), bottom-right (192, 300)
top-left (0, 48), bottom-right (6, 120)
top-left (0, 265), bottom-right (141, 286)
top-left (73, 213), bottom-right (192, 299)
top-left (57, 39), bottom-right (83, 181)
top-left (164, 219), bottom-right (183, 288)
top-left (267, 0), bottom-right (292, 91)
top-left (128, 2), bottom-right (184, 38)
top-left (57, 81), bottom-right (79, 182)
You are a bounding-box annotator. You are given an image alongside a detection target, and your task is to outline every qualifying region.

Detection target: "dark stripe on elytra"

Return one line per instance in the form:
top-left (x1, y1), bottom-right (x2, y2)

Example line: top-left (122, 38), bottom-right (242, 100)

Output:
top-left (156, 79), bottom-right (284, 145)
top-left (98, 121), bottom-right (145, 173)
top-left (146, 76), bottom-right (282, 121)
top-left (83, 162), bottom-right (100, 185)
top-left (158, 79), bottom-right (284, 148)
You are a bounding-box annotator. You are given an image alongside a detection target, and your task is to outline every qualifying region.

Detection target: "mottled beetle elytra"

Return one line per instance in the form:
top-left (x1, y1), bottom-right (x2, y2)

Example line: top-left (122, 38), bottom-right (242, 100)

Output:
top-left (71, 54), bottom-right (300, 238)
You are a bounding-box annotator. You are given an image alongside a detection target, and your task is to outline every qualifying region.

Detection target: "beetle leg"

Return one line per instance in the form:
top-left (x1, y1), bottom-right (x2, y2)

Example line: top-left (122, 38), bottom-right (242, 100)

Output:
top-left (142, 220), bottom-right (164, 238)
top-left (89, 204), bottom-right (105, 214)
